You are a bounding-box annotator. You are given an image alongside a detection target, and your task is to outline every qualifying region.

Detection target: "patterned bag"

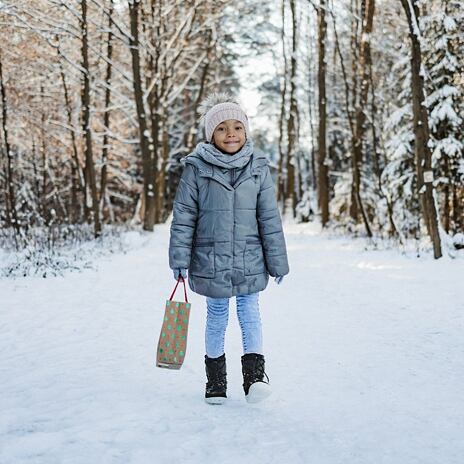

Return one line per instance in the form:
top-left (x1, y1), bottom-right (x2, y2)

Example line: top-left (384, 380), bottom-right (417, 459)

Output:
top-left (156, 276), bottom-right (191, 369)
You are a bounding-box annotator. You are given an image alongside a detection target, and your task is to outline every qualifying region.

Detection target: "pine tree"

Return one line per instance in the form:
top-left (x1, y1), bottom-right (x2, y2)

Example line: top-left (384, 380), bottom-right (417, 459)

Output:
top-left (423, 0), bottom-right (464, 235)
top-left (382, 46), bottom-right (420, 239)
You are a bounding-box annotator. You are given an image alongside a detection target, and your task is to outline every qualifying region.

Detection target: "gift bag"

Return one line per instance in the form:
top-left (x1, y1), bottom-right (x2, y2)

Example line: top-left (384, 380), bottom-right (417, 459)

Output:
top-left (156, 276), bottom-right (191, 369)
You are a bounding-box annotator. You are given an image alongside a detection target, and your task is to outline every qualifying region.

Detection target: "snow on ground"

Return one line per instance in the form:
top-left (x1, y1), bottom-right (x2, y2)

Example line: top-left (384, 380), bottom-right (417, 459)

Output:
top-left (1, 223), bottom-right (463, 464)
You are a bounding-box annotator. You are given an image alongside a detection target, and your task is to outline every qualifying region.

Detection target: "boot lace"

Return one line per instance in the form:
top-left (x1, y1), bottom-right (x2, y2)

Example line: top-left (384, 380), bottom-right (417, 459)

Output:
top-left (243, 356), bottom-right (269, 386)
top-left (206, 356), bottom-right (227, 388)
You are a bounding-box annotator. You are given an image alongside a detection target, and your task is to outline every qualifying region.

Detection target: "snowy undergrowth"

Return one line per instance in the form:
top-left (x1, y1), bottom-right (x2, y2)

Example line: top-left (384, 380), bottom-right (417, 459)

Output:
top-left (290, 217), bottom-right (464, 260)
top-left (0, 225), bottom-right (151, 279)
top-left (1, 218), bottom-right (462, 280)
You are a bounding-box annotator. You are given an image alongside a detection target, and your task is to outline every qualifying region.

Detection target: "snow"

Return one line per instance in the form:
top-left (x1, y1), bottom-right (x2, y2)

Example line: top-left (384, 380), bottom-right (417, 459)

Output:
top-left (432, 137), bottom-right (463, 159)
top-left (443, 15), bottom-right (457, 32)
top-left (1, 222), bottom-right (463, 464)
top-left (430, 99), bottom-right (461, 126)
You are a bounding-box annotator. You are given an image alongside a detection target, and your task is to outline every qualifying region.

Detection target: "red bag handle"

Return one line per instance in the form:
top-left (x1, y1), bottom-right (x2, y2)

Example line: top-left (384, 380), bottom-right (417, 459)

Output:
top-left (169, 275), bottom-right (189, 303)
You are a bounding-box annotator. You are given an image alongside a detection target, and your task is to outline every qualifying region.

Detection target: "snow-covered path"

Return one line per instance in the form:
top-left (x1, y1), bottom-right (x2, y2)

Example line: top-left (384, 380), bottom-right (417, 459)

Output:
top-left (1, 224), bottom-right (463, 464)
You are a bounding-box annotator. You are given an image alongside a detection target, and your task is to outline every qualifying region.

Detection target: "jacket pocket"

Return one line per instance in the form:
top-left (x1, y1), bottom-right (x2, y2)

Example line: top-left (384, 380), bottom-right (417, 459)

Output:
top-left (244, 240), bottom-right (266, 276)
top-left (190, 241), bottom-right (215, 278)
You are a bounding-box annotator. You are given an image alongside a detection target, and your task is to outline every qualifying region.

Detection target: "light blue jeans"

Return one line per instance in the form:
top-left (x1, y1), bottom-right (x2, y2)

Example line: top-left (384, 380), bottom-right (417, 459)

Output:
top-left (205, 292), bottom-right (263, 358)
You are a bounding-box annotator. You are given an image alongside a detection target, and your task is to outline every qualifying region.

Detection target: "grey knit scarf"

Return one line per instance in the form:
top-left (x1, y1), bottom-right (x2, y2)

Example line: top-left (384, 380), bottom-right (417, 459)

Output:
top-left (193, 139), bottom-right (254, 170)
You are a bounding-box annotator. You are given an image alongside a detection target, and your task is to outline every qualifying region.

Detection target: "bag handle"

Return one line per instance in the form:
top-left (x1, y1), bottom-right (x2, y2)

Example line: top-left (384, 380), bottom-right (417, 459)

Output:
top-left (169, 275), bottom-right (189, 303)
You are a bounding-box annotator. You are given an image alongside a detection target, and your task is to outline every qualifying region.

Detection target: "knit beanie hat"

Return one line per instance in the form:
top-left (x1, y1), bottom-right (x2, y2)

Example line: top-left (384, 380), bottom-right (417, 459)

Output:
top-left (198, 92), bottom-right (250, 142)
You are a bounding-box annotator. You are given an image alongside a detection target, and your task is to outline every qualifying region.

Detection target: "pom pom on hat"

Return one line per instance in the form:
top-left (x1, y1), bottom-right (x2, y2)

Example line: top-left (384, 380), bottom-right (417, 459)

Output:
top-left (198, 92), bottom-right (250, 142)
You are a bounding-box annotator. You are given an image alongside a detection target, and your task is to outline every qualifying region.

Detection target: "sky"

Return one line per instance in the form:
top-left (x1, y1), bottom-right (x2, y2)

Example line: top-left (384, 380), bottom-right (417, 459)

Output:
top-left (236, 2), bottom-right (282, 135)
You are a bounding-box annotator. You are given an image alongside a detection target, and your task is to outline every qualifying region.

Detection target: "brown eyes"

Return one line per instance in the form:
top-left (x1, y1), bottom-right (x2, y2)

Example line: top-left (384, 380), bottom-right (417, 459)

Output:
top-left (216, 126), bottom-right (243, 131)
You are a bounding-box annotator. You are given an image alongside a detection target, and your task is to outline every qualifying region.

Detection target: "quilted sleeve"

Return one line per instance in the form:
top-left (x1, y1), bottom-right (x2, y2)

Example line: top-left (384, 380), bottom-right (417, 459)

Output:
top-left (256, 166), bottom-right (289, 277)
top-left (169, 163), bottom-right (198, 270)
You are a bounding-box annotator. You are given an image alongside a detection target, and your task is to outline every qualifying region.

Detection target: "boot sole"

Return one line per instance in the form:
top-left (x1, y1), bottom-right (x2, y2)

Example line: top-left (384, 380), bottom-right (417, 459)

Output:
top-left (246, 382), bottom-right (272, 404)
top-left (205, 396), bottom-right (227, 405)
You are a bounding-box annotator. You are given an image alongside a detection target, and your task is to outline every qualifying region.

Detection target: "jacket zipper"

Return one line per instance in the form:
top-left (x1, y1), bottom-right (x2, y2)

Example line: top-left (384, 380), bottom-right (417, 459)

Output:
top-left (232, 189), bottom-right (235, 277)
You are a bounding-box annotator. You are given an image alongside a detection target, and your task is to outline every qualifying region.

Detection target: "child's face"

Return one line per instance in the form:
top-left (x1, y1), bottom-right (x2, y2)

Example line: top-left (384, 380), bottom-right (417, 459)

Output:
top-left (212, 119), bottom-right (246, 154)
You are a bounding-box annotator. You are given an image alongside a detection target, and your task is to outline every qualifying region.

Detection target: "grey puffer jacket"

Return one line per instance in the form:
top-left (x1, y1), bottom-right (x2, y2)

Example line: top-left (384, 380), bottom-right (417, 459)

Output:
top-left (169, 139), bottom-right (289, 298)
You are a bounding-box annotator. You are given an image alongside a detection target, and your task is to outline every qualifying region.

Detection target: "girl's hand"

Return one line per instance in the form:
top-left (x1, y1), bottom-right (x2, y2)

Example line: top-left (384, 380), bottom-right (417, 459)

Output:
top-left (274, 275), bottom-right (284, 285)
top-left (173, 268), bottom-right (187, 280)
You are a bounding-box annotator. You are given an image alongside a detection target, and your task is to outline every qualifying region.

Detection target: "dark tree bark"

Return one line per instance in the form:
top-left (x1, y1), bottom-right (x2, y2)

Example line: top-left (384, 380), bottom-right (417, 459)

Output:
top-left (80, 0), bottom-right (101, 237)
top-left (317, 0), bottom-right (329, 226)
top-left (400, 0), bottom-right (442, 258)
top-left (349, 0), bottom-right (374, 237)
top-left (277, 0), bottom-right (288, 207)
top-left (0, 51), bottom-right (19, 235)
top-left (285, 0), bottom-right (298, 217)
top-left (306, 11), bottom-right (317, 194)
top-left (443, 156), bottom-right (450, 233)
top-left (100, 0), bottom-right (115, 215)
top-left (349, 0), bottom-right (360, 133)
top-left (144, 0), bottom-right (161, 224)
top-left (40, 84), bottom-right (48, 224)
top-left (128, 0), bottom-right (156, 230)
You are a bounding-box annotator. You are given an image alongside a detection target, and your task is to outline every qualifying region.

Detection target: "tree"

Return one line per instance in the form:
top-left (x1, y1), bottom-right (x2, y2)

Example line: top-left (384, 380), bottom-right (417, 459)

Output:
top-left (317, 0), bottom-right (329, 226)
top-left (81, 0), bottom-right (101, 237)
top-left (285, 0), bottom-right (299, 216)
top-left (423, 0), bottom-right (464, 235)
top-left (0, 50), bottom-right (19, 235)
top-left (400, 0), bottom-right (442, 258)
top-left (128, 0), bottom-right (156, 231)
top-left (349, 0), bottom-right (375, 237)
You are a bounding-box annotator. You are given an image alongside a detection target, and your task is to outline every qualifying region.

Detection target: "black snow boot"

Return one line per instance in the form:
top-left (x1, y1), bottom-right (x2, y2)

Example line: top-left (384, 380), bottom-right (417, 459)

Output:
top-left (204, 354), bottom-right (227, 405)
top-left (241, 353), bottom-right (272, 403)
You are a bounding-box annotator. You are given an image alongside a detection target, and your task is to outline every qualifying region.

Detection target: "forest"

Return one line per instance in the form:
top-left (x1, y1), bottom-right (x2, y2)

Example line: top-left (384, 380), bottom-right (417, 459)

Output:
top-left (1, 2), bottom-right (463, 459)
top-left (0, 0), bottom-right (462, 260)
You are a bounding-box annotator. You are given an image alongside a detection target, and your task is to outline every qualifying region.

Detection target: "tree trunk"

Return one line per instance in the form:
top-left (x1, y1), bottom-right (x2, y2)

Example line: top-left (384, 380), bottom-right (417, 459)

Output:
top-left (100, 0), bottom-right (114, 216)
top-left (443, 155), bottom-right (450, 233)
top-left (285, 0), bottom-right (298, 217)
top-left (128, 0), bottom-right (156, 231)
top-left (400, 0), bottom-right (442, 258)
top-left (81, 0), bottom-right (101, 237)
top-left (306, 12), bottom-right (317, 193)
top-left (349, 0), bottom-right (374, 236)
top-left (277, 0), bottom-right (287, 207)
top-left (317, 0), bottom-right (329, 226)
top-left (0, 51), bottom-right (19, 236)
top-left (158, 115), bottom-right (169, 222)
top-left (144, 0), bottom-right (160, 224)
top-left (452, 180), bottom-right (461, 233)
top-left (156, 17), bottom-right (170, 225)
top-left (40, 84), bottom-right (48, 225)
top-left (60, 66), bottom-right (85, 223)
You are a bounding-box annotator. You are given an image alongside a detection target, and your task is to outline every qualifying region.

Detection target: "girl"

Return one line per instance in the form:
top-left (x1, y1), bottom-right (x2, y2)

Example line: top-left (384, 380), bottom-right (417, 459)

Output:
top-left (168, 93), bottom-right (289, 404)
